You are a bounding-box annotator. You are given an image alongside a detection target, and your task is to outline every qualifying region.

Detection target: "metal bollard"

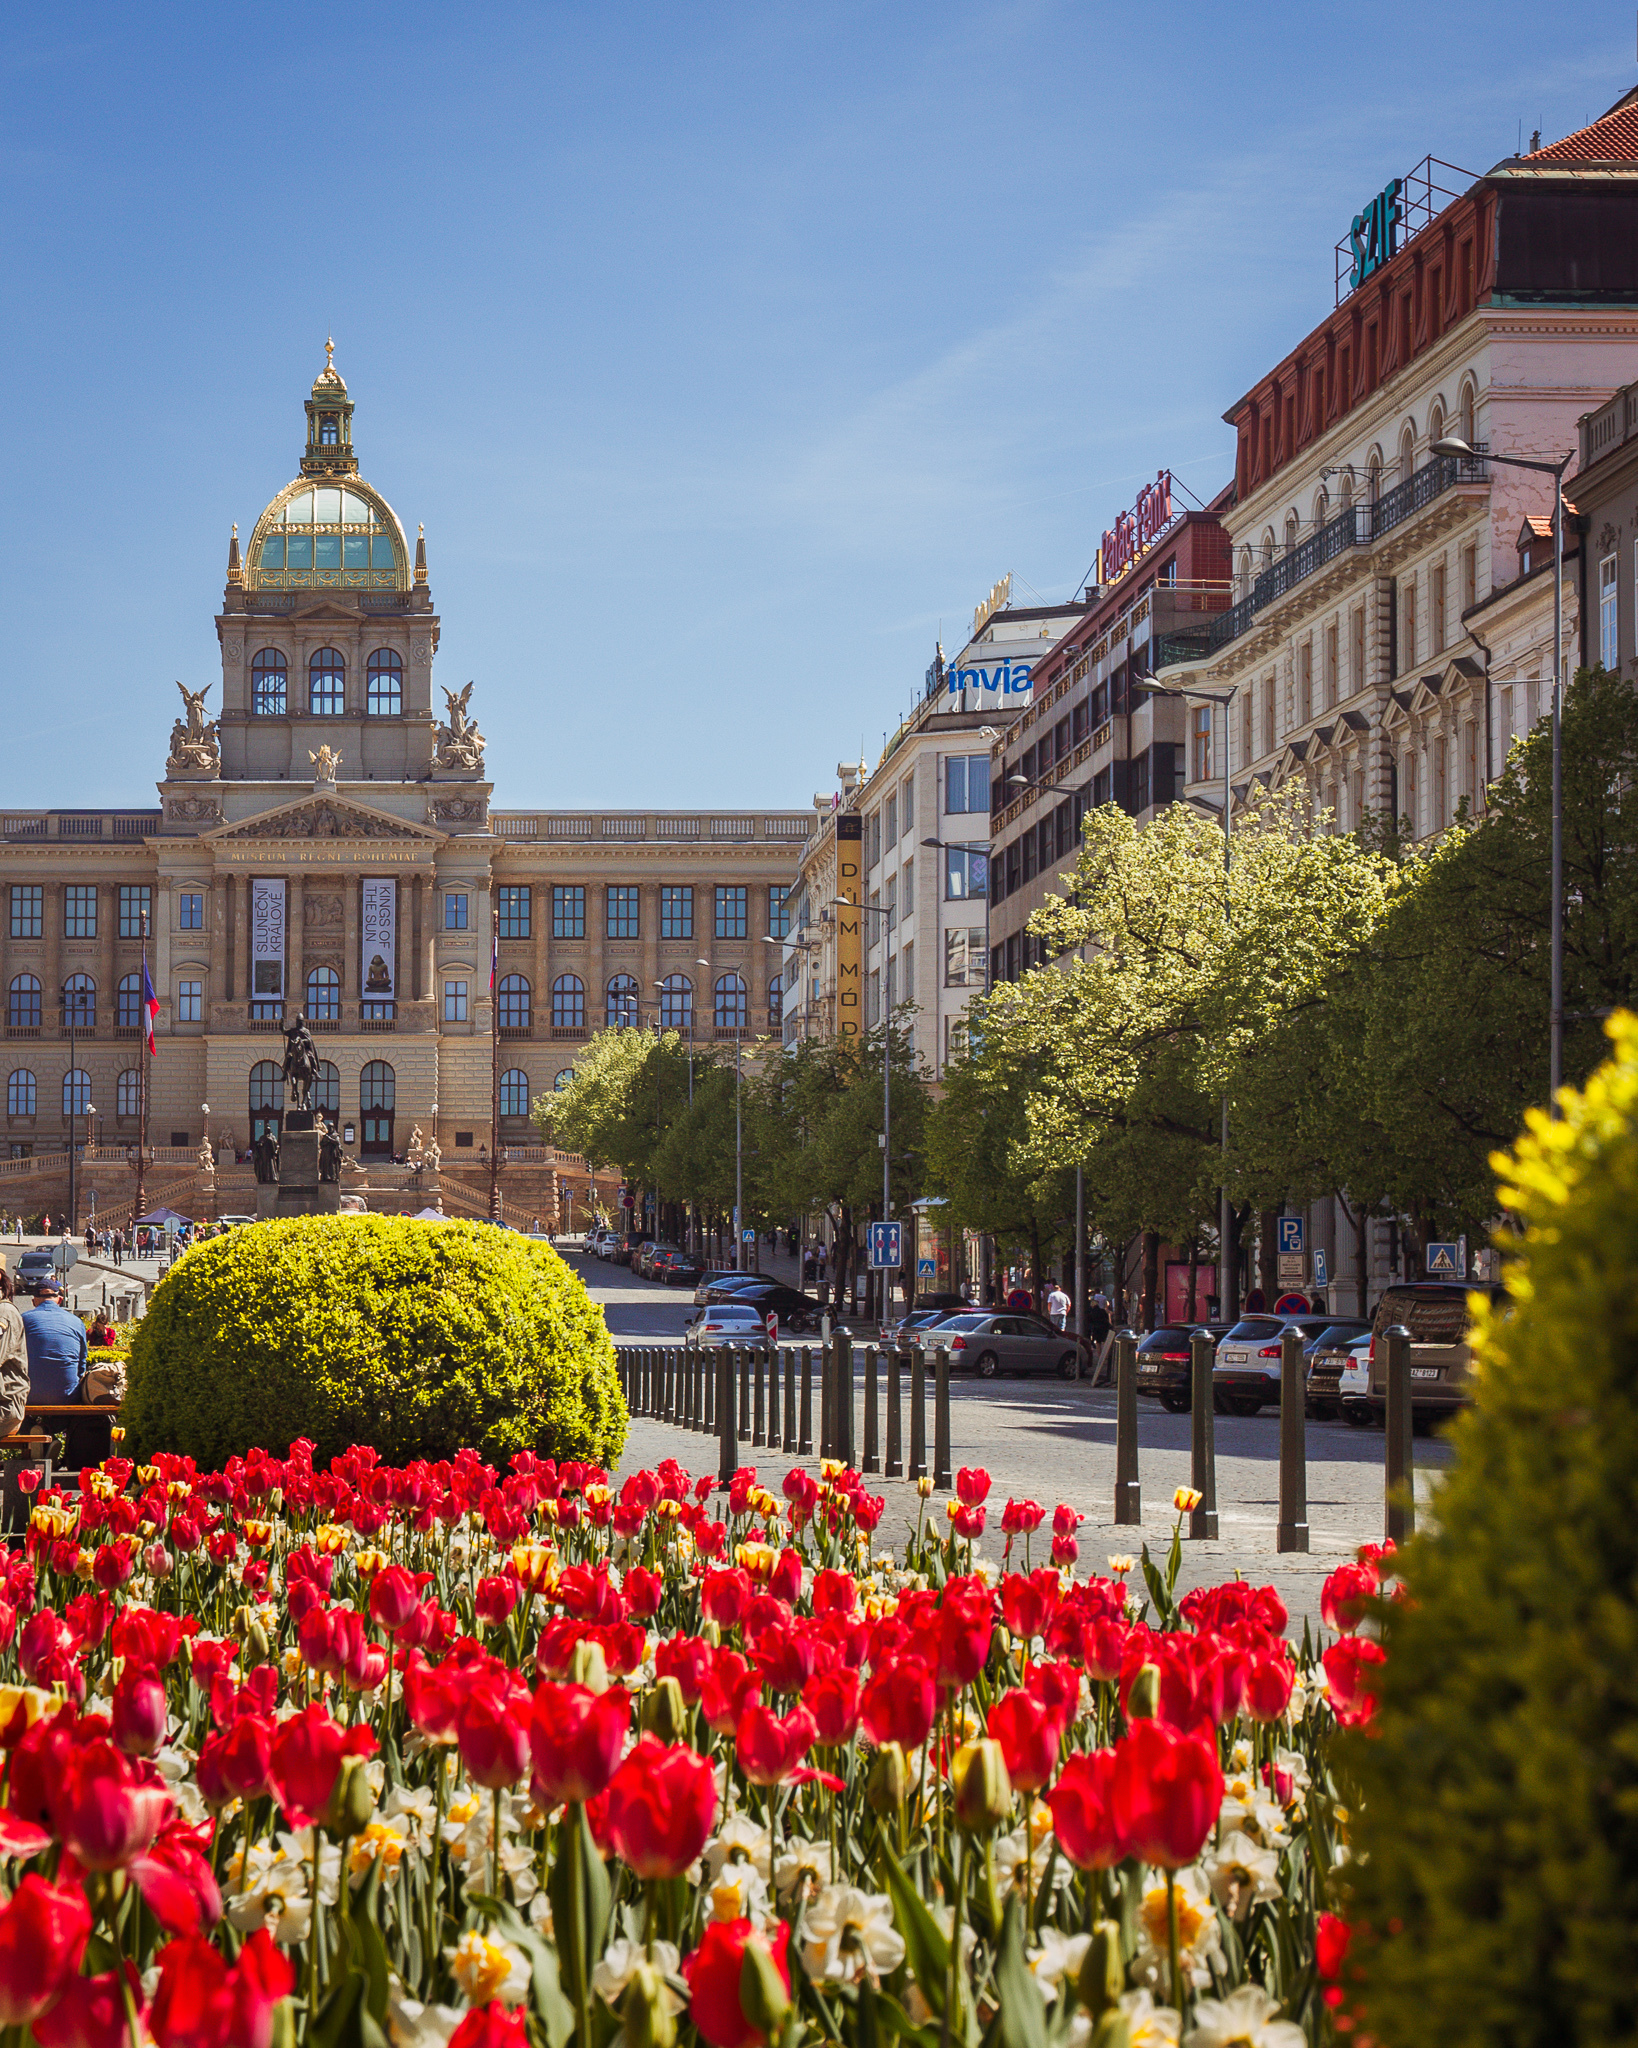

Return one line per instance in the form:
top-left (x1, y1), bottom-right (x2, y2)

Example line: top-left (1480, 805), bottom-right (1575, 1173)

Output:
top-left (753, 1348), bottom-right (767, 1447)
top-left (819, 1340), bottom-right (833, 1460)
top-left (836, 1331), bottom-right (855, 1467)
top-left (909, 1345), bottom-right (927, 1482)
top-left (863, 1346), bottom-right (880, 1473)
top-left (885, 1345), bottom-right (904, 1477)
top-left (798, 1344), bottom-right (813, 1455)
top-left (1113, 1330), bottom-right (1142, 1524)
top-left (766, 1344), bottom-right (781, 1450)
top-left (737, 1346), bottom-right (752, 1443)
top-left (664, 1348), bottom-right (675, 1424)
top-left (783, 1343), bottom-right (798, 1450)
top-left (1188, 1327), bottom-right (1219, 1539)
top-left (1383, 1323), bottom-right (1415, 1544)
top-left (1277, 1326), bottom-right (1310, 1553)
top-left (933, 1345), bottom-right (951, 1490)
top-left (717, 1346), bottom-right (737, 1484)
top-left (703, 1344), bottom-right (716, 1434)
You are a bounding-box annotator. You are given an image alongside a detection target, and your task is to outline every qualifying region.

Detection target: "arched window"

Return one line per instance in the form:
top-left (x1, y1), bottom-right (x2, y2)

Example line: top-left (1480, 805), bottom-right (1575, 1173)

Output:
top-left (1458, 377), bottom-right (1476, 448)
top-left (715, 973), bottom-right (747, 1029)
top-left (551, 976), bottom-right (584, 1030)
top-left (1284, 511), bottom-right (1299, 554)
top-left (554, 1069), bottom-right (574, 1091)
top-left (7, 976), bottom-right (40, 1030)
top-left (309, 648), bottom-right (346, 717)
top-left (500, 1069), bottom-right (531, 1118)
top-left (116, 973), bottom-right (141, 1031)
top-left (1398, 423), bottom-right (1416, 484)
top-left (315, 1061), bottom-right (339, 1117)
top-left (319, 414), bottom-right (339, 447)
top-left (62, 975), bottom-right (95, 1030)
top-left (659, 974), bottom-right (693, 1030)
top-left (606, 974), bottom-right (639, 1028)
top-left (366, 649), bottom-right (402, 717)
top-left (306, 965), bottom-right (340, 1021)
top-left (498, 974), bottom-right (532, 1030)
top-left (1259, 529), bottom-right (1275, 571)
top-left (1236, 547), bottom-right (1252, 598)
top-left (116, 1069), bottom-right (141, 1119)
top-left (1428, 398), bottom-right (1446, 450)
top-left (1339, 469), bottom-right (1354, 512)
top-left (1367, 451), bottom-right (1383, 505)
top-left (769, 973), bottom-right (783, 1027)
top-left (252, 649), bottom-right (288, 716)
top-left (61, 1069), bottom-right (90, 1119)
top-left (1312, 487), bottom-right (1329, 529)
top-left (7, 1071), bottom-right (36, 1119)
top-left (248, 1062), bottom-right (281, 1111)
top-left (360, 1061), bottom-right (395, 1110)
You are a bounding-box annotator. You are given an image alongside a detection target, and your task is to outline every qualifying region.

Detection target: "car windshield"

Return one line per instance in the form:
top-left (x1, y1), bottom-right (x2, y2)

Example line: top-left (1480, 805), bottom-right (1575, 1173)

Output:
top-left (1311, 1322), bottom-right (1369, 1348)
top-left (1138, 1328), bottom-right (1197, 1350)
top-left (938, 1314), bottom-right (991, 1333)
top-left (706, 1305), bottom-right (766, 1322)
top-left (1222, 1318), bottom-right (1284, 1341)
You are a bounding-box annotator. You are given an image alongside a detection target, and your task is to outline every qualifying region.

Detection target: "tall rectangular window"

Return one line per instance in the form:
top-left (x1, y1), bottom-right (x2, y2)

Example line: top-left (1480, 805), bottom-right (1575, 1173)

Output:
top-left (1191, 706), bottom-right (1213, 784)
top-left (1432, 561), bottom-right (1448, 654)
top-left (944, 928), bottom-right (987, 986)
top-left (551, 886), bottom-right (584, 939)
top-left (497, 886), bottom-right (531, 940)
top-left (118, 885), bottom-right (151, 940)
top-left (443, 892), bottom-right (469, 931)
top-left (606, 886), bottom-right (639, 940)
top-left (176, 979), bottom-right (202, 1024)
top-left (884, 792), bottom-right (898, 851)
top-left (1400, 578), bottom-right (1417, 673)
top-left (945, 755), bottom-right (990, 814)
top-left (65, 886), bottom-right (97, 940)
top-left (1324, 623), bottom-right (1339, 708)
top-left (660, 886), bottom-right (693, 939)
top-left (900, 856), bottom-right (912, 913)
top-left (9, 886), bottom-right (41, 940)
top-left (178, 892), bottom-right (203, 932)
top-left (944, 846), bottom-right (987, 899)
top-left (767, 885), bottom-right (790, 940)
top-left (866, 812), bottom-right (882, 869)
top-left (884, 873), bottom-right (897, 932)
top-left (901, 773), bottom-right (914, 832)
top-left (1350, 606), bottom-right (1365, 694)
top-left (1601, 553), bottom-right (1619, 670)
top-left (867, 968), bottom-right (880, 1028)
top-left (443, 979), bottom-right (468, 1022)
top-left (715, 886), bottom-right (747, 939)
top-left (1462, 543), bottom-right (1477, 615)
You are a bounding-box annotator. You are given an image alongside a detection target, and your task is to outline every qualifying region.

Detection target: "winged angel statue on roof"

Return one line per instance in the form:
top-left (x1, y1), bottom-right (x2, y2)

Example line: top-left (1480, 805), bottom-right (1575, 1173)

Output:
top-left (434, 682), bottom-right (486, 772)
top-left (166, 680), bottom-right (221, 775)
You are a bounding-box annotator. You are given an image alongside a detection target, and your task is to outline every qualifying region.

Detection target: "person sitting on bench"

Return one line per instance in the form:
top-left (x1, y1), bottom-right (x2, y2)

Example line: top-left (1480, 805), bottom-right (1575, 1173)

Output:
top-left (23, 1280), bottom-right (85, 1405)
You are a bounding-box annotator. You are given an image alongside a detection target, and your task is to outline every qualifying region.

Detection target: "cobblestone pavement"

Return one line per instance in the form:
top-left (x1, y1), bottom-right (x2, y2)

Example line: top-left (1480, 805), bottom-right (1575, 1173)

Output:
top-left (574, 1250), bottom-right (1455, 1631)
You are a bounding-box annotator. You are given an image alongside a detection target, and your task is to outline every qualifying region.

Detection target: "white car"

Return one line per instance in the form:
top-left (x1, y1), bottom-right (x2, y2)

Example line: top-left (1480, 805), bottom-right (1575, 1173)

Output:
top-left (1339, 1336), bottom-right (1375, 1426)
top-left (683, 1302), bottom-right (772, 1350)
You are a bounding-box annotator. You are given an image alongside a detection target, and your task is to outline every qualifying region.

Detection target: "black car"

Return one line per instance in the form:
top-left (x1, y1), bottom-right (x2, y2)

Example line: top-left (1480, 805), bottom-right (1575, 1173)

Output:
top-left (699, 1279), bottom-right (824, 1333)
top-left (1134, 1322), bottom-right (1236, 1412)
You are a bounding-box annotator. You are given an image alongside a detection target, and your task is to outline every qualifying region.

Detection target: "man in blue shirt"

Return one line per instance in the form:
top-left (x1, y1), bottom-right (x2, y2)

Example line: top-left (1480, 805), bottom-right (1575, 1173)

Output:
top-left (22, 1280), bottom-right (86, 1403)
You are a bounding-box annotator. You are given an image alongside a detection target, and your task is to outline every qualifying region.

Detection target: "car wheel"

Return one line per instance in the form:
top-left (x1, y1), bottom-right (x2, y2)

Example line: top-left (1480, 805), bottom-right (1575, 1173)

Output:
top-left (1056, 1351), bottom-right (1080, 1379)
top-left (786, 1314), bottom-right (811, 1335)
top-left (974, 1350), bottom-right (1000, 1380)
top-left (1343, 1405), bottom-right (1373, 1428)
top-left (1225, 1395), bottom-right (1260, 1417)
top-left (1160, 1392), bottom-right (1190, 1414)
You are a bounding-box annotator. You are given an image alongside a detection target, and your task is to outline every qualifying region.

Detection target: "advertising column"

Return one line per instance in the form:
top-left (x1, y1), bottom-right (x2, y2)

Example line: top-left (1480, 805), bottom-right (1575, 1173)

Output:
top-left (835, 815), bottom-right (863, 1040)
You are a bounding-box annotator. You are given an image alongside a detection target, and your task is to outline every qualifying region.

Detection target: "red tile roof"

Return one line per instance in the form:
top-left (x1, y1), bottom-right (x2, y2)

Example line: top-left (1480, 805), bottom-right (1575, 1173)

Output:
top-left (1528, 91), bottom-right (1638, 163)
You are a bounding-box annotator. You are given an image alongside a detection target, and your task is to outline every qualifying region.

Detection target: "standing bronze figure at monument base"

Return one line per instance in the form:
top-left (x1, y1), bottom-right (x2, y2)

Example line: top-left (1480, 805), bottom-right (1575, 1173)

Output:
top-left (255, 1011), bottom-right (345, 1218)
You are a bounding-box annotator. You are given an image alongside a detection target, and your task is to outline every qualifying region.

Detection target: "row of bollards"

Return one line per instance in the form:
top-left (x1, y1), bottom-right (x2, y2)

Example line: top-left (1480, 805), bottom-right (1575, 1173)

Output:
top-left (615, 1336), bottom-right (954, 1493)
top-left (1110, 1322), bottom-right (1417, 1549)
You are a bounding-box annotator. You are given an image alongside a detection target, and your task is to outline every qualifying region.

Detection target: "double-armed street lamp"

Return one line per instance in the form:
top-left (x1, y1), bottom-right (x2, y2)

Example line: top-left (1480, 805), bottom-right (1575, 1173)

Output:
top-left (698, 958), bottom-right (747, 1270)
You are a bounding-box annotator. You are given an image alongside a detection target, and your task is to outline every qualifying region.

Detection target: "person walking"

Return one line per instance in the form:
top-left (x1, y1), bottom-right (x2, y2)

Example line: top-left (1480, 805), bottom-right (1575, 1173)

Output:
top-left (1088, 1292), bottom-right (1115, 1386)
top-left (1046, 1279), bottom-right (1071, 1331)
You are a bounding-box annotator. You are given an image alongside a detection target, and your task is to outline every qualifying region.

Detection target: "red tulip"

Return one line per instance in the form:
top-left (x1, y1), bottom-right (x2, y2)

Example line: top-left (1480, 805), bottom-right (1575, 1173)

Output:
top-left (129, 1815), bottom-right (223, 1936)
top-left (267, 1706), bottom-right (377, 1830)
top-left (31, 1966), bottom-right (145, 2048)
top-left (951, 1504), bottom-right (986, 1540)
top-left (447, 2004), bottom-right (530, 2048)
top-left (111, 1607), bottom-right (186, 1673)
top-left (1323, 1636), bottom-right (1386, 1729)
top-left (1047, 1748), bottom-right (1125, 1869)
top-left (53, 1739), bottom-right (170, 1872)
top-left (457, 1674), bottom-right (533, 1790)
top-left (735, 1702), bottom-right (817, 1787)
top-left (0, 1876), bottom-right (92, 2026)
top-left (1109, 1718), bottom-right (1223, 1869)
top-left (860, 1661), bottom-right (935, 1751)
top-left (1024, 1659), bottom-right (1081, 1735)
top-left (804, 1668), bottom-right (860, 1747)
top-left (768, 1549), bottom-right (803, 1606)
top-left (1243, 1651), bottom-right (1295, 1725)
top-left (604, 1737), bottom-right (718, 1879)
top-left (701, 1651), bottom-right (761, 1736)
top-left (196, 1715), bottom-right (273, 1808)
top-left (682, 1918), bottom-right (792, 2048)
top-left (999, 1569), bottom-right (1060, 1646)
top-left (475, 1576), bottom-right (519, 1629)
top-left (367, 1565), bottom-right (426, 1635)
top-left (655, 1634), bottom-right (711, 1704)
top-left (811, 1569), bottom-right (857, 1617)
top-left (1316, 1912), bottom-right (1352, 1980)
top-left (987, 1689), bottom-right (1058, 1793)
top-left (529, 1682), bottom-right (629, 1807)
top-left (112, 1670), bottom-right (168, 1758)
top-left (1320, 1562), bottom-right (1378, 1637)
top-left (622, 1566), bottom-right (662, 1619)
top-left (91, 1541), bottom-right (136, 1592)
top-left (936, 1586), bottom-right (994, 1691)
top-left (701, 1569), bottom-right (752, 1631)
top-left (402, 1653), bottom-right (467, 1743)
top-left (150, 1929), bottom-right (293, 2048)
top-left (956, 1467), bottom-right (991, 1506)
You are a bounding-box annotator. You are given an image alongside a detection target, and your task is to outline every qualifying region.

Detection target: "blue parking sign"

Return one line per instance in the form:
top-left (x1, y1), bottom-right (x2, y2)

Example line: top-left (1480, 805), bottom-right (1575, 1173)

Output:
top-left (1277, 1216), bottom-right (1305, 1255)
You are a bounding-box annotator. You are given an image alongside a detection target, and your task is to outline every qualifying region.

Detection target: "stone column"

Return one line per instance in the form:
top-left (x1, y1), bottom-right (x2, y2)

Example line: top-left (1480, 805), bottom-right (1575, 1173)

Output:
top-left (216, 876), bottom-right (231, 1004)
top-left (532, 873), bottom-right (548, 1037)
top-left (287, 872), bottom-right (304, 1017)
top-left (233, 878), bottom-right (248, 1016)
top-left (98, 883), bottom-right (116, 1039)
top-left (43, 884), bottom-right (62, 1035)
top-left (343, 875), bottom-right (360, 1022)
top-left (411, 875), bottom-right (424, 1002)
top-left (641, 881), bottom-right (660, 1027)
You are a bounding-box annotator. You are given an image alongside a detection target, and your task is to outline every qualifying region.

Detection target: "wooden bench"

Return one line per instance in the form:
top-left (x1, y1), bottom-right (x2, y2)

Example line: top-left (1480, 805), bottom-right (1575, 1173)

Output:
top-left (15, 1405), bottom-right (121, 1489)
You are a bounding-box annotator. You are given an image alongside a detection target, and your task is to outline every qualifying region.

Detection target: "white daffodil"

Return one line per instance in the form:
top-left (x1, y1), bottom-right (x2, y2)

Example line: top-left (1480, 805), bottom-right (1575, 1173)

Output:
top-left (709, 1861), bottom-right (770, 1927)
top-left (702, 1813), bottom-right (772, 1884)
top-left (1027, 1931), bottom-right (1091, 2003)
top-left (1206, 1832), bottom-right (1282, 1920)
top-left (387, 1997), bottom-right (464, 2048)
top-left (773, 1837), bottom-right (834, 1903)
top-left (995, 1826), bottom-right (1074, 1901)
top-left (348, 1817), bottom-right (416, 1887)
top-left (381, 1783), bottom-right (438, 1852)
top-left (1119, 1990), bottom-right (1183, 2047)
top-left (592, 1939), bottom-right (685, 2010)
top-left (1184, 1984), bottom-right (1305, 2048)
top-left (446, 1930), bottom-right (531, 2007)
top-left (1134, 1866), bottom-right (1223, 1993)
top-left (801, 1885), bottom-right (906, 1985)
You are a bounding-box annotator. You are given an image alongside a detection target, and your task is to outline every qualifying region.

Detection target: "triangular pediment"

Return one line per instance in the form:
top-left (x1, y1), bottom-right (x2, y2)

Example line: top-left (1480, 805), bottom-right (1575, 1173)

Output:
top-left (207, 793), bottom-right (442, 843)
top-left (279, 597), bottom-right (377, 623)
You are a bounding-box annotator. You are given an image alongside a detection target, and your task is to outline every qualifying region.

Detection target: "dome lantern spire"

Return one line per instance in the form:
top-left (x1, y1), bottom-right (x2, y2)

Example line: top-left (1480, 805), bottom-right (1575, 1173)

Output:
top-left (301, 339), bottom-right (357, 478)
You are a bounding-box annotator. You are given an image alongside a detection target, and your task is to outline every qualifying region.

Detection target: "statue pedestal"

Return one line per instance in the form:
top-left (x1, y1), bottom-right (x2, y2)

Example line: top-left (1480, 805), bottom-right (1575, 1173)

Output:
top-left (257, 1111), bottom-right (341, 1218)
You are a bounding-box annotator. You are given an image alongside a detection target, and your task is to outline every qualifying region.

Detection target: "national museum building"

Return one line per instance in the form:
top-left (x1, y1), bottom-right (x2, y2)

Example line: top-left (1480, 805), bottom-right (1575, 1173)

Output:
top-left (0, 352), bottom-right (813, 1175)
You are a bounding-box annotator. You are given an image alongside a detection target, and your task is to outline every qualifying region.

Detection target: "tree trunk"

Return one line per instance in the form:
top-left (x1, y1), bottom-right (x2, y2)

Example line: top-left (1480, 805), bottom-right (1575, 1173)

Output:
top-left (1185, 1237), bottom-right (1199, 1323)
top-left (1141, 1229), bottom-right (1160, 1331)
top-left (1258, 1206), bottom-right (1279, 1303)
top-left (1030, 1222), bottom-right (1042, 1312)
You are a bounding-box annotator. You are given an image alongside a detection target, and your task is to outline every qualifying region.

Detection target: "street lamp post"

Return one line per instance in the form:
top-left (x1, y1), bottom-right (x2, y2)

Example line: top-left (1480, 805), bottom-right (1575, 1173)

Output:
top-left (698, 958), bottom-right (746, 1271)
top-left (1433, 434), bottom-right (1571, 1105)
top-left (834, 898), bottom-right (894, 1321)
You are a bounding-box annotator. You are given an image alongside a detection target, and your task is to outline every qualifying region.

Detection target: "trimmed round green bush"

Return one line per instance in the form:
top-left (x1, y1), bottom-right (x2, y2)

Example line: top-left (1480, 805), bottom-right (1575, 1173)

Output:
top-left (1346, 1014), bottom-right (1638, 2047)
top-left (125, 1215), bottom-right (627, 1471)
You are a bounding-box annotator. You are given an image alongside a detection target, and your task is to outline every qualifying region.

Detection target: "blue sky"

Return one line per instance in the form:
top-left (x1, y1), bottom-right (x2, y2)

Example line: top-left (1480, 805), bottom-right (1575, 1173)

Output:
top-left (4, 1), bottom-right (1632, 809)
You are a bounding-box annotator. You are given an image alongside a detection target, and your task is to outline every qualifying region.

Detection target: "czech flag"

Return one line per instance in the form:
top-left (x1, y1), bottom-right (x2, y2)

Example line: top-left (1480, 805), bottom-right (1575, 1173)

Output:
top-left (141, 955), bottom-right (159, 1055)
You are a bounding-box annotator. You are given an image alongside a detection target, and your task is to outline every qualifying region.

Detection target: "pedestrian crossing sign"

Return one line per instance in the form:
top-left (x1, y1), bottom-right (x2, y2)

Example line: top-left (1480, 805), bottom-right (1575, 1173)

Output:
top-left (1426, 1241), bottom-right (1459, 1276)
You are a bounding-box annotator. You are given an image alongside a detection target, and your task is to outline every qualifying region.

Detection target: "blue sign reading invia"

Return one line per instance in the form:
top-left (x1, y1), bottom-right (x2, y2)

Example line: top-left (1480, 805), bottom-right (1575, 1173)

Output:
top-left (945, 659), bottom-right (1034, 703)
top-left (1349, 178), bottom-right (1402, 291)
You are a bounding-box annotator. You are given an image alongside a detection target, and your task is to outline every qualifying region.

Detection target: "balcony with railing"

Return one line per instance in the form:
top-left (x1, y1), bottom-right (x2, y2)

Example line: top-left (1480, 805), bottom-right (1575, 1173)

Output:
top-left (1190, 450), bottom-right (1488, 659)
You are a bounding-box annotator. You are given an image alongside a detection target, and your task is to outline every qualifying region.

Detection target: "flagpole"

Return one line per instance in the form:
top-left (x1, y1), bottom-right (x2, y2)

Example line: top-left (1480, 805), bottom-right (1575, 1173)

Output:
top-left (135, 914), bottom-right (150, 1229)
top-left (488, 908), bottom-right (501, 1221)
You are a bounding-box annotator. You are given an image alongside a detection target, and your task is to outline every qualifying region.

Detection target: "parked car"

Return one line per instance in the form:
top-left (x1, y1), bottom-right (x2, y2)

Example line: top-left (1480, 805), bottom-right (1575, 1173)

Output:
top-left (935, 1311), bottom-right (1083, 1380)
top-left (683, 1302), bottom-right (773, 1349)
top-left (1212, 1315), bottom-right (1367, 1415)
top-left (691, 1269), bottom-right (757, 1305)
top-left (1337, 1336), bottom-right (1374, 1425)
top-left (880, 1308), bottom-right (965, 1348)
top-left (1134, 1322), bottom-right (1236, 1412)
top-left (651, 1250), bottom-right (704, 1286)
top-left (699, 1280), bottom-right (824, 1333)
top-left (15, 1248), bottom-right (60, 1288)
top-left (1363, 1281), bottom-right (1502, 1428)
top-left (1305, 1321), bottom-right (1378, 1419)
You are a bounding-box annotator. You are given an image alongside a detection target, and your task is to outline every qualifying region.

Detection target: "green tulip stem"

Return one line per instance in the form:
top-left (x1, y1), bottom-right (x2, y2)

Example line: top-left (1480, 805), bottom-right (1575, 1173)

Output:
top-left (1167, 1869), bottom-right (1182, 2017)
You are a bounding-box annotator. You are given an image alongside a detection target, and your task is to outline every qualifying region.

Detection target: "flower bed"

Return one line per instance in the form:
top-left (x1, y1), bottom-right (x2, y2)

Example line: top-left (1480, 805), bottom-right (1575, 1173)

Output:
top-left (0, 1447), bottom-right (1384, 2048)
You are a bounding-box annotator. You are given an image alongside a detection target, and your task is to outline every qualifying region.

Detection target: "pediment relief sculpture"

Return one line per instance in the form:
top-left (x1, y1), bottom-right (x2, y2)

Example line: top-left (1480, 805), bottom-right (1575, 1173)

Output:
top-left (214, 798), bottom-right (434, 842)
